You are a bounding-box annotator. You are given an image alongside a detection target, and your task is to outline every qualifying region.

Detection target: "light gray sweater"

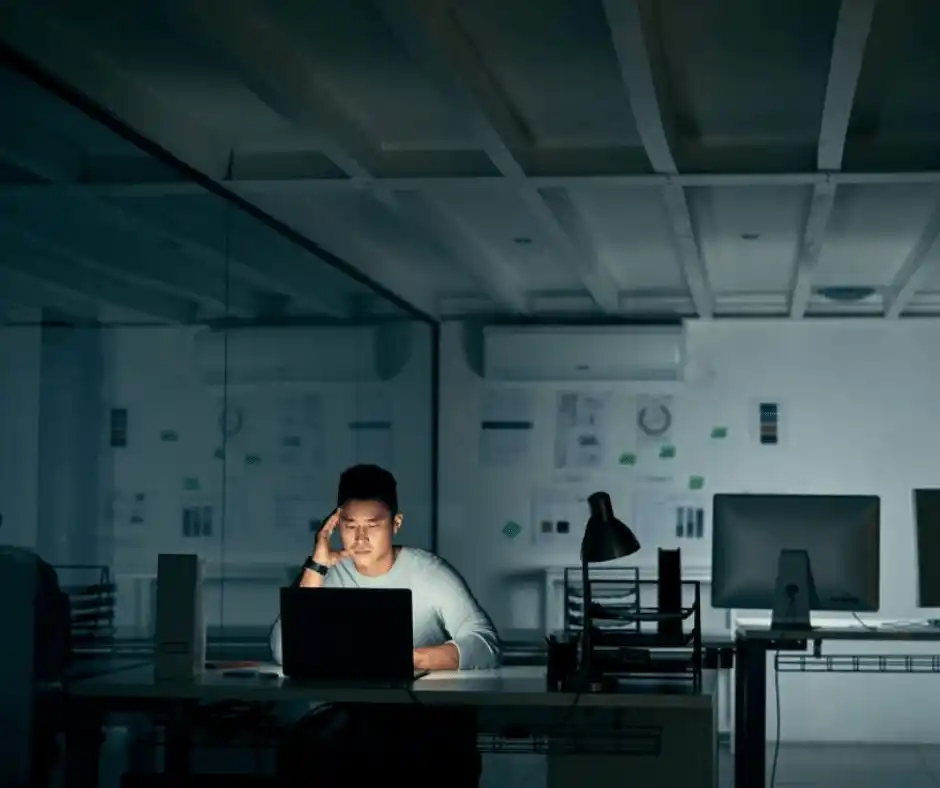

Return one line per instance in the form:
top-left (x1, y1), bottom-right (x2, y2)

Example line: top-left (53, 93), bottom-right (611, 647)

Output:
top-left (270, 547), bottom-right (502, 670)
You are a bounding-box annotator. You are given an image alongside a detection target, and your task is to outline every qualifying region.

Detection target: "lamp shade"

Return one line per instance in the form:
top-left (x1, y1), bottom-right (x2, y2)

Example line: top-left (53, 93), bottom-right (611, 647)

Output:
top-left (581, 491), bottom-right (641, 563)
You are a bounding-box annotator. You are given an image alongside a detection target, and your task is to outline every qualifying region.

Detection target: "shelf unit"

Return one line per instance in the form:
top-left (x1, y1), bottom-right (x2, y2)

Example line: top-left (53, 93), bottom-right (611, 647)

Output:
top-left (54, 564), bottom-right (116, 656)
top-left (562, 566), bottom-right (704, 681)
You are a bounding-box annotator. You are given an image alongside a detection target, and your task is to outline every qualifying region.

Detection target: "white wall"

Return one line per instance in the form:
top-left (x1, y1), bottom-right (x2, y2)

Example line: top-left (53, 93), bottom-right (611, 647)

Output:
top-left (438, 318), bottom-right (940, 744)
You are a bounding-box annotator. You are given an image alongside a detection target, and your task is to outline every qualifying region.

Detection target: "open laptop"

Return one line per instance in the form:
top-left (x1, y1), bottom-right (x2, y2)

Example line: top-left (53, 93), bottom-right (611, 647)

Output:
top-left (279, 587), bottom-right (428, 683)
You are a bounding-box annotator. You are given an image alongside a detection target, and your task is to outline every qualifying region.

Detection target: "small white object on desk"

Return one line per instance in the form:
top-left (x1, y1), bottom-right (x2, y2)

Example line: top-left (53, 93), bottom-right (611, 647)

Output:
top-left (153, 553), bottom-right (206, 681)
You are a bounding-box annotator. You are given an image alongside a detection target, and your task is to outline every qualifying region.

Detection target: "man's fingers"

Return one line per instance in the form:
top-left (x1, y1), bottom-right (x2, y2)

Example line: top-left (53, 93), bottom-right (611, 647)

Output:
top-left (317, 509), bottom-right (340, 541)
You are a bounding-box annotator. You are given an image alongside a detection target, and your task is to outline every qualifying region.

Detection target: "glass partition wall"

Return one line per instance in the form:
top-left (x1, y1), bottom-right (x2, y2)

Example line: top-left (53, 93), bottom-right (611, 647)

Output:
top-left (0, 54), bottom-right (436, 649)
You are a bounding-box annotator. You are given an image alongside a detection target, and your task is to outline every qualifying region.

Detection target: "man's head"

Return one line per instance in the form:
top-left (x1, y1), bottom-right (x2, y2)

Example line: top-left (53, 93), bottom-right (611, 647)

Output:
top-left (336, 464), bottom-right (402, 573)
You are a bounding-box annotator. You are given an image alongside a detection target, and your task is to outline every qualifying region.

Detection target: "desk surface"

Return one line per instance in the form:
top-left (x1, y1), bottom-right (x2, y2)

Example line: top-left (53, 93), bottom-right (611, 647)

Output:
top-left (738, 623), bottom-right (940, 642)
top-left (68, 663), bottom-right (718, 709)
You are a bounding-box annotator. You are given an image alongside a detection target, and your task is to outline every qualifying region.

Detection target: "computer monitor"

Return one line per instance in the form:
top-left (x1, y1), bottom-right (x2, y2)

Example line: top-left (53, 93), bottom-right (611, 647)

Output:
top-left (711, 493), bottom-right (880, 630)
top-left (914, 489), bottom-right (940, 608)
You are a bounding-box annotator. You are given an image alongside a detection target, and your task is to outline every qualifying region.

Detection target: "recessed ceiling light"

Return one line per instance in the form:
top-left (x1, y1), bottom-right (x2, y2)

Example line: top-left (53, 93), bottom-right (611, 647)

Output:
top-left (513, 237), bottom-right (533, 246)
top-left (740, 233), bottom-right (760, 241)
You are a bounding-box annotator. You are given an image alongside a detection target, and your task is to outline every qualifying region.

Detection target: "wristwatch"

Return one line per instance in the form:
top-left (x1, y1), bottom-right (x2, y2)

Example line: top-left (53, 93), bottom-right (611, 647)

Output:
top-left (303, 556), bottom-right (329, 576)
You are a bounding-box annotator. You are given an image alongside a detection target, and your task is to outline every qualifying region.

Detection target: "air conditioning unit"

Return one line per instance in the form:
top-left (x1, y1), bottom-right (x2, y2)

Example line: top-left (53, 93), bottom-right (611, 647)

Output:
top-left (193, 327), bottom-right (378, 384)
top-left (482, 325), bottom-right (684, 382)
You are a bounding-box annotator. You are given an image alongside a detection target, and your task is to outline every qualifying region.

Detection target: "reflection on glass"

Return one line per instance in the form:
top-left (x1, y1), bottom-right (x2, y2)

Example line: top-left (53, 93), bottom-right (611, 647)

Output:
top-left (0, 61), bottom-right (434, 653)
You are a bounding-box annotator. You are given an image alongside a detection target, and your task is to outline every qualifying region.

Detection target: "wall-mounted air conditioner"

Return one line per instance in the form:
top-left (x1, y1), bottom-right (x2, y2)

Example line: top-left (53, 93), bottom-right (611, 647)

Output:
top-left (193, 327), bottom-right (379, 384)
top-left (482, 325), bottom-right (684, 382)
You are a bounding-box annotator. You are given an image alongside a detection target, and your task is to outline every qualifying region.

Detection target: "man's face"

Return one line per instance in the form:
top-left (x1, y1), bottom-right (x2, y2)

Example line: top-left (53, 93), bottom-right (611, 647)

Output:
top-left (338, 498), bottom-right (401, 570)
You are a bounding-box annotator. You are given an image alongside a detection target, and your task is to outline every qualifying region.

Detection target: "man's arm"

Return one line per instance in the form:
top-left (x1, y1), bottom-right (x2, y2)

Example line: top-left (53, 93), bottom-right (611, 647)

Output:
top-left (424, 559), bottom-right (502, 671)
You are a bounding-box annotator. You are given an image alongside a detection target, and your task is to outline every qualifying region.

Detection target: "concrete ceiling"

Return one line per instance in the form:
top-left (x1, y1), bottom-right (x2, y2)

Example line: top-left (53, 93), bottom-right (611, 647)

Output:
top-left (3, 0), bottom-right (940, 323)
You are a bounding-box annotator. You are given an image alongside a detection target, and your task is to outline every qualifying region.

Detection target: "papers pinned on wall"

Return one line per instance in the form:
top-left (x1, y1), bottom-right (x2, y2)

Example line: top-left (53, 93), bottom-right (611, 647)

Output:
top-left (554, 391), bottom-right (610, 470)
top-left (632, 477), bottom-right (709, 557)
top-left (635, 395), bottom-right (675, 445)
top-left (478, 388), bottom-right (536, 468)
top-left (279, 395), bottom-right (324, 468)
top-left (350, 389), bottom-right (393, 467)
top-left (531, 486), bottom-right (594, 546)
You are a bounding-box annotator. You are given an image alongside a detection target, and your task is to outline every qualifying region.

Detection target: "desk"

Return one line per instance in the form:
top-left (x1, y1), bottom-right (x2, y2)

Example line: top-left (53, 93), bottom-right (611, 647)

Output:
top-left (734, 624), bottom-right (940, 788)
top-left (65, 664), bottom-right (719, 788)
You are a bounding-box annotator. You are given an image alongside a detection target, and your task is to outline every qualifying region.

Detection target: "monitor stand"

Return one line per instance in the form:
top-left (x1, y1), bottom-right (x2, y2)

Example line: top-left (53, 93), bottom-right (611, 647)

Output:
top-left (770, 549), bottom-right (813, 631)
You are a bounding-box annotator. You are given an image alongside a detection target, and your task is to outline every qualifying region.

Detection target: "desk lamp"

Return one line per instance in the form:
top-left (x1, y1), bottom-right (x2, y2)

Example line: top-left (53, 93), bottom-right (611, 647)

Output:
top-left (578, 492), bottom-right (641, 687)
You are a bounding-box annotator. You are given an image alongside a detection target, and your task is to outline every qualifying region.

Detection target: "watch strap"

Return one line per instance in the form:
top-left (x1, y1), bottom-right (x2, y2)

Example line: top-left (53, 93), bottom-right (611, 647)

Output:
top-left (303, 556), bottom-right (329, 576)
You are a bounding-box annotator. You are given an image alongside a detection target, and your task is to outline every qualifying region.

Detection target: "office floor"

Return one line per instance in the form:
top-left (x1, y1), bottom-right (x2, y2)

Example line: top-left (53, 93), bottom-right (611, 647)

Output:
top-left (93, 735), bottom-right (940, 787)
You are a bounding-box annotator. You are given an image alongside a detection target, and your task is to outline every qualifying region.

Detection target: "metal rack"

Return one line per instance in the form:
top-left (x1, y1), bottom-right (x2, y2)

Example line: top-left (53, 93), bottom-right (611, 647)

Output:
top-left (54, 564), bottom-right (117, 656)
top-left (563, 566), bottom-right (704, 681)
top-left (776, 652), bottom-right (940, 674)
top-left (563, 565), bottom-right (640, 634)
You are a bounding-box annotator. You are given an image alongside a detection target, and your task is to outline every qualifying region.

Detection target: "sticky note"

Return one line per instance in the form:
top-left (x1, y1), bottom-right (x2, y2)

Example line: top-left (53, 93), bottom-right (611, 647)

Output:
top-left (502, 521), bottom-right (522, 539)
top-left (159, 429), bottom-right (179, 442)
top-left (710, 426), bottom-right (728, 439)
top-left (183, 477), bottom-right (200, 491)
top-left (618, 452), bottom-right (637, 466)
top-left (659, 444), bottom-right (676, 459)
top-left (689, 475), bottom-right (705, 490)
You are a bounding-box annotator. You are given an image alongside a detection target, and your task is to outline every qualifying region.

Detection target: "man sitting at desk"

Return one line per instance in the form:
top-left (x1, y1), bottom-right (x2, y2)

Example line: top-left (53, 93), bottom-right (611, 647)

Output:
top-left (272, 463), bottom-right (500, 786)
top-left (270, 463), bottom-right (501, 671)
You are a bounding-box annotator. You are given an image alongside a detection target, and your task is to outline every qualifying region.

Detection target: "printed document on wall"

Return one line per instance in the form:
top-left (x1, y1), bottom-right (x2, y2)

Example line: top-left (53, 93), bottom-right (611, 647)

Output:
top-left (278, 394), bottom-right (324, 468)
top-left (554, 391), bottom-right (610, 470)
top-left (479, 388), bottom-right (536, 468)
top-left (350, 388), bottom-right (393, 467)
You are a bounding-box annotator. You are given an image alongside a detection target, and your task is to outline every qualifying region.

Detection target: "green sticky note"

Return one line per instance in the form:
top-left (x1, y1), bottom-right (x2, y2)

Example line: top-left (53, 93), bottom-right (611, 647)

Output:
top-left (689, 475), bottom-right (705, 490)
top-left (159, 429), bottom-right (178, 442)
top-left (183, 477), bottom-right (200, 491)
top-left (659, 444), bottom-right (676, 459)
top-left (502, 521), bottom-right (522, 539)
top-left (710, 426), bottom-right (728, 439)
top-left (245, 454), bottom-right (261, 466)
top-left (618, 452), bottom-right (637, 466)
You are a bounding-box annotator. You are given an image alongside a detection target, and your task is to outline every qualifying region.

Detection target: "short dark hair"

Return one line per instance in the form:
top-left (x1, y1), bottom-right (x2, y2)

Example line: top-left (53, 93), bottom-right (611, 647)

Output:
top-left (337, 464), bottom-right (398, 514)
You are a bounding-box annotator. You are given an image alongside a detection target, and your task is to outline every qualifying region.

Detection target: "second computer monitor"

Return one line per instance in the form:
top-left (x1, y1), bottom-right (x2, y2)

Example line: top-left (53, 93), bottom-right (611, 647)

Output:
top-left (712, 493), bottom-right (880, 628)
top-left (914, 488), bottom-right (940, 608)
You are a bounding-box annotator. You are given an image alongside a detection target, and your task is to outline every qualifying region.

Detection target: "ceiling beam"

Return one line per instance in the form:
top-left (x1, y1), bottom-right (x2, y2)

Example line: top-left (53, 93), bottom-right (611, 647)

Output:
top-left (0, 266), bottom-right (102, 322)
top-left (0, 4), bottom-right (231, 180)
top-left (0, 226), bottom-right (197, 323)
top-left (0, 118), bottom-right (267, 316)
top-left (0, 99), bottom-right (345, 317)
top-left (790, 0), bottom-right (876, 318)
top-left (178, 0), bottom-right (523, 314)
top-left (375, 0), bottom-right (620, 313)
top-left (883, 191), bottom-right (940, 319)
top-left (788, 179), bottom-right (838, 318)
top-left (601, 0), bottom-right (712, 318)
top-left (176, 0), bottom-right (375, 182)
top-left (817, 0), bottom-right (878, 171)
top-left (13, 167), bottom-right (940, 200)
top-left (391, 191), bottom-right (529, 313)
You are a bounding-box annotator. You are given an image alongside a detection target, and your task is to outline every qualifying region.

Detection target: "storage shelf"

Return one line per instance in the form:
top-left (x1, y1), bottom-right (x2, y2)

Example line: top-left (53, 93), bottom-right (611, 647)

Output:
top-left (776, 653), bottom-right (940, 674)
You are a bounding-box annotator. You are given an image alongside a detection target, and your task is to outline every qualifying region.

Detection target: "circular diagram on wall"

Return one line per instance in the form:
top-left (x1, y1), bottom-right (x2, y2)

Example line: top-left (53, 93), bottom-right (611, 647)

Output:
top-left (637, 397), bottom-right (673, 438)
